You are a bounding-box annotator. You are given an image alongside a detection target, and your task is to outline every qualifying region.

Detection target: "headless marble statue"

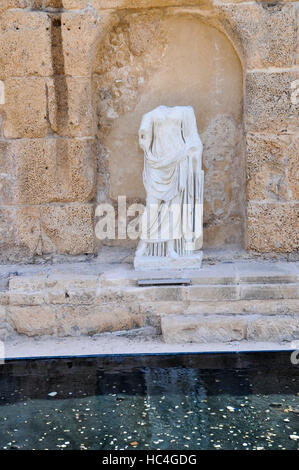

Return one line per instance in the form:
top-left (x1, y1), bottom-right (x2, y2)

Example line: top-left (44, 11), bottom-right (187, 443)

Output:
top-left (134, 105), bottom-right (204, 270)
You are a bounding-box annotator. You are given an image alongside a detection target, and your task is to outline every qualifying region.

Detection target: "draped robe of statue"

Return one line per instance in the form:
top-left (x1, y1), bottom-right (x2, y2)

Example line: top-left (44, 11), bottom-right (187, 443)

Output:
top-left (136, 105), bottom-right (204, 259)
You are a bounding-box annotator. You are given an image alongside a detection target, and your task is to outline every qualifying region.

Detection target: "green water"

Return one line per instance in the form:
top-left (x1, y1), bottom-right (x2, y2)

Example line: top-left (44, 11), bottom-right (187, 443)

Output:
top-left (0, 354), bottom-right (298, 450)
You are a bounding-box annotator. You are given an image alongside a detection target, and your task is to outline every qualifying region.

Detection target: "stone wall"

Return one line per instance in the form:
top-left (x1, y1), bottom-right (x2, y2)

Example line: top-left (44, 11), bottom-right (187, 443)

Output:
top-left (0, 0), bottom-right (298, 262)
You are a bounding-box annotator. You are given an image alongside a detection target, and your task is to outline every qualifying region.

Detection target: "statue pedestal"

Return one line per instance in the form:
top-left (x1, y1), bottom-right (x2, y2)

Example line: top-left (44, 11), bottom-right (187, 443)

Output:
top-left (134, 251), bottom-right (203, 271)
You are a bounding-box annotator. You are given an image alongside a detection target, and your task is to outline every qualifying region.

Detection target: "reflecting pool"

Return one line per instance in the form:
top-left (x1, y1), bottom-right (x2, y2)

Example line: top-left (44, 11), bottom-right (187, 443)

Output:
top-left (0, 352), bottom-right (298, 450)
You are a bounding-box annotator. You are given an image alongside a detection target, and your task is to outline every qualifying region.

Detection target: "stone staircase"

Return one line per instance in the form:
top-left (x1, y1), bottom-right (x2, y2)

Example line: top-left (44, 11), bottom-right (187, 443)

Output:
top-left (101, 260), bottom-right (299, 343)
top-left (0, 260), bottom-right (298, 344)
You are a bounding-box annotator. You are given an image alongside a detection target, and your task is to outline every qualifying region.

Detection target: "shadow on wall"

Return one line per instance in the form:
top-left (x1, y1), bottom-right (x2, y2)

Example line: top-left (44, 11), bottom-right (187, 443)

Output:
top-left (49, 1), bottom-right (70, 178)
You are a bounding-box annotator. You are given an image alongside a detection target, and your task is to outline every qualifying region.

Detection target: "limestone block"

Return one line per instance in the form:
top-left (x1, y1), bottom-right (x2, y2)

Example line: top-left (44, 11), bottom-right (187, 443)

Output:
top-left (187, 285), bottom-right (239, 302)
top-left (91, 0), bottom-right (202, 10)
top-left (218, 3), bottom-right (297, 69)
top-left (46, 273), bottom-right (99, 289)
top-left (60, 11), bottom-right (101, 77)
top-left (14, 139), bottom-right (66, 204)
top-left (9, 291), bottom-right (45, 306)
top-left (0, 306), bottom-right (6, 323)
top-left (67, 138), bottom-right (96, 201)
top-left (3, 78), bottom-right (48, 138)
top-left (0, 140), bottom-right (17, 205)
top-left (246, 133), bottom-right (293, 202)
top-left (48, 288), bottom-right (96, 304)
top-left (140, 300), bottom-right (187, 316)
top-left (55, 304), bottom-right (146, 336)
top-left (185, 299), bottom-right (299, 316)
top-left (12, 138), bottom-right (96, 204)
top-left (0, 80), bottom-right (4, 104)
top-left (0, 207), bottom-right (18, 261)
top-left (235, 260), bottom-right (299, 284)
top-left (0, 10), bottom-right (52, 79)
top-left (16, 206), bottom-right (43, 256)
top-left (45, 0), bottom-right (88, 7)
top-left (0, 293), bottom-right (9, 306)
top-left (288, 134), bottom-right (299, 200)
top-left (97, 285), bottom-right (186, 305)
top-left (245, 71), bottom-right (299, 133)
top-left (8, 306), bottom-right (56, 336)
top-left (41, 204), bottom-right (94, 254)
top-left (247, 202), bottom-right (299, 252)
top-left (9, 275), bottom-right (47, 291)
top-left (247, 316), bottom-right (299, 342)
top-left (240, 284), bottom-right (299, 301)
top-left (0, 1), bottom-right (30, 16)
top-left (161, 314), bottom-right (246, 344)
top-left (47, 77), bottom-right (94, 137)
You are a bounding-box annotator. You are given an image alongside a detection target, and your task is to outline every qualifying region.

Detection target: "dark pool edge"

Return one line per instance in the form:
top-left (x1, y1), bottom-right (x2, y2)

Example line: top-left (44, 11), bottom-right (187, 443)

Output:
top-left (3, 348), bottom-right (298, 362)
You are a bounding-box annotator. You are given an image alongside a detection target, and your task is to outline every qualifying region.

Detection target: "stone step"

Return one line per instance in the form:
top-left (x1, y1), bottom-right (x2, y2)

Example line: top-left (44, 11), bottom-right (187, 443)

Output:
top-left (97, 283), bottom-right (299, 303)
top-left (161, 314), bottom-right (299, 344)
top-left (100, 261), bottom-right (299, 287)
top-left (2, 260), bottom-right (299, 340)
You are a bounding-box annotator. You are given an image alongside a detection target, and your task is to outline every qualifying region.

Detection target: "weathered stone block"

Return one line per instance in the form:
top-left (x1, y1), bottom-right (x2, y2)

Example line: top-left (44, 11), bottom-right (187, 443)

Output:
top-left (0, 293), bottom-right (9, 306)
top-left (0, 10), bottom-right (52, 79)
top-left (140, 300), bottom-right (187, 316)
top-left (187, 285), bottom-right (239, 301)
top-left (67, 138), bottom-right (96, 201)
top-left (12, 138), bottom-right (96, 204)
top-left (247, 316), bottom-right (299, 342)
top-left (9, 274), bottom-right (47, 291)
top-left (9, 291), bottom-right (45, 306)
top-left (219, 3), bottom-right (297, 69)
top-left (3, 78), bottom-right (48, 138)
top-left (0, 140), bottom-right (17, 205)
top-left (8, 305), bottom-right (56, 336)
top-left (16, 206), bottom-right (43, 256)
top-left (47, 273), bottom-right (99, 289)
top-left (14, 139), bottom-right (64, 204)
top-left (45, 0), bottom-right (88, 7)
top-left (0, 306), bottom-right (6, 324)
top-left (60, 11), bottom-right (100, 77)
top-left (0, 207), bottom-right (18, 261)
top-left (0, 1), bottom-right (30, 15)
top-left (0, 205), bottom-right (38, 263)
top-left (247, 202), bottom-right (299, 252)
top-left (246, 133), bottom-right (294, 202)
top-left (245, 71), bottom-right (299, 133)
top-left (288, 133), bottom-right (299, 200)
top-left (48, 288), bottom-right (96, 304)
top-left (91, 0), bottom-right (203, 10)
top-left (161, 314), bottom-right (246, 343)
top-left (47, 77), bottom-right (94, 137)
top-left (235, 260), bottom-right (299, 284)
top-left (240, 284), bottom-right (299, 301)
top-left (185, 299), bottom-right (299, 316)
top-left (55, 304), bottom-right (145, 336)
top-left (41, 204), bottom-right (94, 254)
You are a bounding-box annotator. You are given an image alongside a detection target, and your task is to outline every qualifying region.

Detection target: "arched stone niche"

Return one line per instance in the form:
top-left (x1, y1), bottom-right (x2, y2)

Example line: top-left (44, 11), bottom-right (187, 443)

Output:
top-left (92, 9), bottom-right (244, 249)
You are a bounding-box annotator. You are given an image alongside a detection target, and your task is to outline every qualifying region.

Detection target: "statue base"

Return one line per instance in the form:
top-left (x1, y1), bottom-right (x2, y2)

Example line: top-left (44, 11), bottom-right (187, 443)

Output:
top-left (134, 251), bottom-right (203, 271)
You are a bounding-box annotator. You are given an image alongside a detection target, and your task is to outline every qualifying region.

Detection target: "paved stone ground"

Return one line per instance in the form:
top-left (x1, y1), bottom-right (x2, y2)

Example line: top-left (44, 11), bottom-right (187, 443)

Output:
top-left (4, 333), bottom-right (296, 359)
